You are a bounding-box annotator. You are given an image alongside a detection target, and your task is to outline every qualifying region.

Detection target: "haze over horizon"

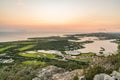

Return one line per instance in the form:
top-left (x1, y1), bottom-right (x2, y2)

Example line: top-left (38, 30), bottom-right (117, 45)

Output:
top-left (0, 0), bottom-right (120, 32)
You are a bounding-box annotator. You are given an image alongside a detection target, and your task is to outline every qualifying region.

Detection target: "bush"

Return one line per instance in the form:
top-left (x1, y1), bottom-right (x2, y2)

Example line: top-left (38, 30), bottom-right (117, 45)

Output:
top-left (73, 75), bottom-right (79, 80)
top-left (0, 64), bottom-right (38, 80)
top-left (85, 65), bottom-right (105, 80)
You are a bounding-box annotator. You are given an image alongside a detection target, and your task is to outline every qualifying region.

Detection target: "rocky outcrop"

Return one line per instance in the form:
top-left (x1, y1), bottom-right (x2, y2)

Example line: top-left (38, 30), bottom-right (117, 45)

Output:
top-left (32, 66), bottom-right (65, 80)
top-left (93, 71), bottom-right (120, 80)
top-left (94, 73), bottom-right (114, 80)
top-left (32, 66), bottom-right (84, 80)
top-left (111, 71), bottom-right (120, 80)
top-left (51, 69), bottom-right (84, 80)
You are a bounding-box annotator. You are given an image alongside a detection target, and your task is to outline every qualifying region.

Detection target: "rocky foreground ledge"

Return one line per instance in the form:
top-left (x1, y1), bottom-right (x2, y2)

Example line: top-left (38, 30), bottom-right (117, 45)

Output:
top-left (32, 65), bottom-right (120, 80)
top-left (94, 70), bottom-right (120, 80)
top-left (32, 65), bottom-right (84, 80)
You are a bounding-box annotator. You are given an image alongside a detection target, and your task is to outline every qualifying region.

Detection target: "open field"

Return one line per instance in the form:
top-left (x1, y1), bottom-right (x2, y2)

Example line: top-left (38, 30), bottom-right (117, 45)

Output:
top-left (18, 45), bottom-right (36, 51)
top-left (0, 45), bottom-right (17, 53)
top-left (19, 52), bottom-right (57, 59)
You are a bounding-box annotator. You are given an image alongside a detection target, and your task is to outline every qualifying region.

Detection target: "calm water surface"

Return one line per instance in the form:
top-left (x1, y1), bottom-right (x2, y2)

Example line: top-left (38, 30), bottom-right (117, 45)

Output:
top-left (0, 32), bottom-right (76, 42)
top-left (77, 37), bottom-right (118, 55)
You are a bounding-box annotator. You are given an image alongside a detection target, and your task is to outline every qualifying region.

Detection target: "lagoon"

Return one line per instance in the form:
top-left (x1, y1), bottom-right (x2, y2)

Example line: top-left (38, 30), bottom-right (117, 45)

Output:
top-left (77, 37), bottom-right (118, 56)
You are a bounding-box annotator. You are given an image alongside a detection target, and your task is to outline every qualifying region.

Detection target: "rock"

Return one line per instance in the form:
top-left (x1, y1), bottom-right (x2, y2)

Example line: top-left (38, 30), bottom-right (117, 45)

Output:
top-left (32, 66), bottom-right (65, 80)
top-left (32, 65), bottom-right (84, 80)
top-left (32, 77), bottom-right (41, 80)
top-left (93, 70), bottom-right (120, 80)
top-left (51, 69), bottom-right (84, 80)
top-left (32, 66), bottom-right (85, 80)
top-left (111, 71), bottom-right (120, 80)
top-left (94, 73), bottom-right (114, 80)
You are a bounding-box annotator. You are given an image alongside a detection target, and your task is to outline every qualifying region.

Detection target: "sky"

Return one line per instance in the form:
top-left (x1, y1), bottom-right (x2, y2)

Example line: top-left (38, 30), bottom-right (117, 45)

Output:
top-left (0, 0), bottom-right (120, 32)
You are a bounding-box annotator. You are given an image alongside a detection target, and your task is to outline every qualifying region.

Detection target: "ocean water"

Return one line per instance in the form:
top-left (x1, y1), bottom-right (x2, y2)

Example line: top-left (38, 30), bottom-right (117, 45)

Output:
top-left (0, 32), bottom-right (77, 42)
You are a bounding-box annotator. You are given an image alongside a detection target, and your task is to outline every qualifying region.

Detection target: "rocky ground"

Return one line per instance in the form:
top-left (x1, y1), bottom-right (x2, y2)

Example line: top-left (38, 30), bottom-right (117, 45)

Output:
top-left (32, 65), bottom-right (120, 80)
top-left (32, 65), bottom-right (84, 80)
top-left (94, 70), bottom-right (120, 80)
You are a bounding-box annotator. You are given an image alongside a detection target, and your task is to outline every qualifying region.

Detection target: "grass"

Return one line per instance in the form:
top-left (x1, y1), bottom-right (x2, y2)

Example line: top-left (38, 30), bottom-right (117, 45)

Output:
top-left (19, 52), bottom-right (57, 59)
top-left (22, 60), bottom-right (46, 66)
top-left (71, 52), bottom-right (96, 63)
top-left (19, 53), bottom-right (38, 57)
top-left (72, 58), bottom-right (93, 63)
top-left (0, 45), bottom-right (16, 53)
top-left (14, 42), bottom-right (36, 45)
top-left (45, 53), bottom-right (57, 59)
top-left (76, 52), bottom-right (96, 57)
top-left (18, 45), bottom-right (35, 51)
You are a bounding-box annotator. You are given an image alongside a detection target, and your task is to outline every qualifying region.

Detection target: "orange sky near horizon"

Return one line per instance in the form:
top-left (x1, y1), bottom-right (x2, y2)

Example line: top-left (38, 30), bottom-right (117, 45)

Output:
top-left (0, 0), bottom-right (120, 32)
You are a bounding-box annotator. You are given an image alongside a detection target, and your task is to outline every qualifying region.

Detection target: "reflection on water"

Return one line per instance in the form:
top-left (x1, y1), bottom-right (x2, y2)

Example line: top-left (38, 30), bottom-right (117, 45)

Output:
top-left (77, 37), bottom-right (118, 56)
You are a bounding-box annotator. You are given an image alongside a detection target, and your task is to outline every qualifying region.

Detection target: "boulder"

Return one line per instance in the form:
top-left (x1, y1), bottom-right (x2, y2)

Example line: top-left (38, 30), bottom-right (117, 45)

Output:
top-left (51, 69), bottom-right (84, 80)
top-left (94, 73), bottom-right (114, 80)
top-left (111, 71), bottom-right (120, 80)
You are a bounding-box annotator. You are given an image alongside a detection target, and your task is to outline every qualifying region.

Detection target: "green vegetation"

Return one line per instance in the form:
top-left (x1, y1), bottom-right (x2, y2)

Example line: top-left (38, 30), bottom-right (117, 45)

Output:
top-left (61, 51), bottom-right (67, 54)
top-left (72, 58), bottom-right (92, 63)
top-left (71, 52), bottom-right (96, 63)
top-left (0, 45), bottom-right (16, 53)
top-left (117, 39), bottom-right (120, 53)
top-left (46, 59), bottom-right (88, 70)
top-left (0, 64), bottom-right (38, 80)
top-left (85, 65), bottom-right (105, 80)
top-left (29, 36), bottom-right (79, 41)
top-left (73, 75), bottom-right (79, 80)
top-left (19, 52), bottom-right (57, 59)
top-left (76, 52), bottom-right (96, 57)
top-left (15, 41), bottom-right (36, 45)
top-left (34, 40), bottom-right (83, 51)
top-left (19, 53), bottom-right (38, 57)
top-left (22, 60), bottom-right (46, 66)
top-left (18, 45), bottom-right (35, 51)
top-left (72, 33), bottom-right (120, 40)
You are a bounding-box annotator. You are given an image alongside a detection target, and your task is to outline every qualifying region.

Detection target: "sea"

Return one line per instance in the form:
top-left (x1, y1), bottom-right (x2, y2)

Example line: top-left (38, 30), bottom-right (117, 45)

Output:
top-left (0, 32), bottom-right (77, 42)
